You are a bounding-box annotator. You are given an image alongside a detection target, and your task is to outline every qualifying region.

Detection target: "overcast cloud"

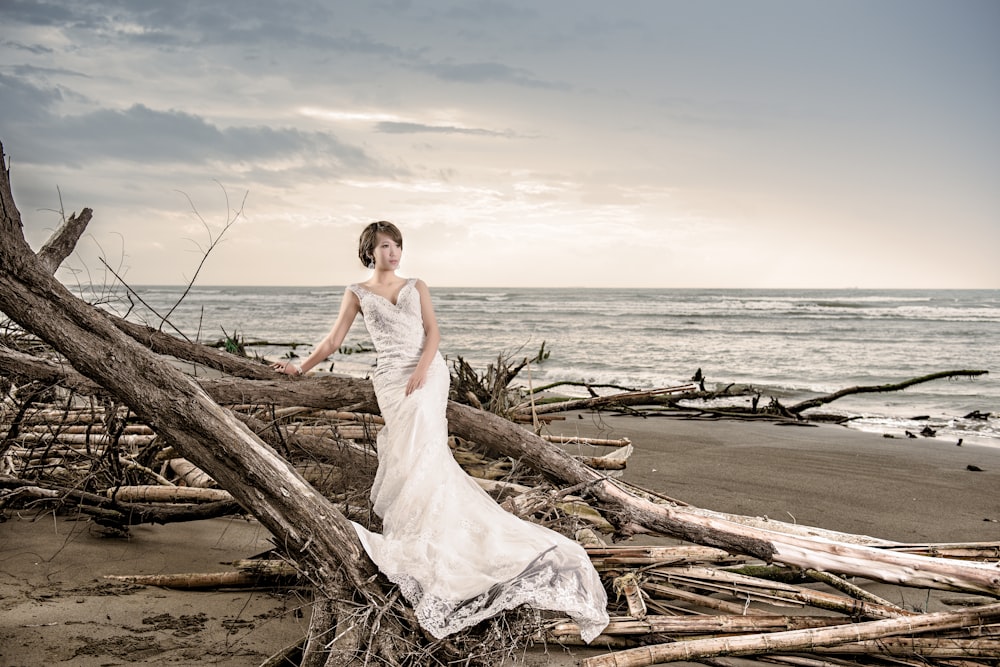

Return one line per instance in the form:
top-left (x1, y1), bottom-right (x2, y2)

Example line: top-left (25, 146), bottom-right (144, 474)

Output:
top-left (1, 0), bottom-right (997, 288)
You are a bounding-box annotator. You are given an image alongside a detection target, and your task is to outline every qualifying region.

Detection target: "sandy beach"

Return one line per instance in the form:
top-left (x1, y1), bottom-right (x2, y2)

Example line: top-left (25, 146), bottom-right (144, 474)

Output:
top-left (2, 414), bottom-right (998, 666)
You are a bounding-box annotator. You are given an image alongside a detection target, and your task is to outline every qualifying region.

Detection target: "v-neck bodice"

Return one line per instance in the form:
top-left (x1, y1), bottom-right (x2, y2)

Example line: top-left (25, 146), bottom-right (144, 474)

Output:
top-left (348, 278), bottom-right (424, 371)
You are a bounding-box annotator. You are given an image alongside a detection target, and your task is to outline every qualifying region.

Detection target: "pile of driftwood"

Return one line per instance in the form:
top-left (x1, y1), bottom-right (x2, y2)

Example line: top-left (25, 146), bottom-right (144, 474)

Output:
top-left (1, 140), bottom-right (998, 666)
top-left (5, 388), bottom-right (999, 667)
top-left (0, 396), bottom-right (629, 536)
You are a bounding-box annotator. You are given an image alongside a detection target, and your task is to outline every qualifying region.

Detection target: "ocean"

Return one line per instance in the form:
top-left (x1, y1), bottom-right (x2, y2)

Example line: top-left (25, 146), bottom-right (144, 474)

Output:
top-left (115, 286), bottom-right (1000, 448)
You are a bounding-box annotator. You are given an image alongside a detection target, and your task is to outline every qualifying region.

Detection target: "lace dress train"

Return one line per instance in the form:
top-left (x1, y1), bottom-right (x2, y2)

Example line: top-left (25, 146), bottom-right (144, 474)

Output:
top-left (347, 279), bottom-right (609, 643)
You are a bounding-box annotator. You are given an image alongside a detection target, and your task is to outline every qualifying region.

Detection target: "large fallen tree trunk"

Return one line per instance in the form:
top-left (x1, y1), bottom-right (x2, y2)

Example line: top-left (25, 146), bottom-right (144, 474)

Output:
top-left (445, 404), bottom-right (1000, 595)
top-left (0, 142), bottom-right (410, 666)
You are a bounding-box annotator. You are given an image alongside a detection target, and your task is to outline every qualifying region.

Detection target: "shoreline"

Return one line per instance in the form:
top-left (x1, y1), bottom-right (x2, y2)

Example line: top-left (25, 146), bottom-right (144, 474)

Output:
top-left (546, 412), bottom-right (1000, 543)
top-left (3, 413), bottom-right (999, 666)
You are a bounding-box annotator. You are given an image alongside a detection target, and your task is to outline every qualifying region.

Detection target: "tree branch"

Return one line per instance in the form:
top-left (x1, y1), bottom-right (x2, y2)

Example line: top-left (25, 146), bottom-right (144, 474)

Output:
top-left (788, 370), bottom-right (989, 414)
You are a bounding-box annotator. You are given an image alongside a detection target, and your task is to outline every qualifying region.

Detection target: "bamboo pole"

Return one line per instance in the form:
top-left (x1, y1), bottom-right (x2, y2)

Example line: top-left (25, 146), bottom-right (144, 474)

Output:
top-left (16, 409), bottom-right (126, 424)
top-left (642, 580), bottom-right (766, 616)
top-left (804, 568), bottom-right (904, 611)
top-left (613, 573), bottom-right (648, 619)
top-left (882, 542), bottom-right (1000, 561)
top-left (580, 602), bottom-right (1000, 667)
top-left (103, 571), bottom-right (290, 589)
top-left (586, 545), bottom-right (746, 568)
top-left (2, 423), bottom-right (153, 435)
top-left (118, 457), bottom-right (174, 486)
top-left (814, 636), bottom-right (1000, 658)
top-left (547, 614), bottom-right (846, 638)
top-left (542, 435), bottom-right (632, 447)
top-left (302, 410), bottom-right (385, 424)
top-left (288, 424), bottom-right (379, 440)
top-left (647, 565), bottom-right (912, 620)
top-left (3, 432), bottom-right (155, 447)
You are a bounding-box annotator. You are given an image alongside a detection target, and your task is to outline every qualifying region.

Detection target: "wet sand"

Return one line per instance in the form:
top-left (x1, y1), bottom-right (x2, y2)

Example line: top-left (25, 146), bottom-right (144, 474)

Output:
top-left (2, 415), bottom-right (998, 666)
top-left (554, 412), bottom-right (1000, 543)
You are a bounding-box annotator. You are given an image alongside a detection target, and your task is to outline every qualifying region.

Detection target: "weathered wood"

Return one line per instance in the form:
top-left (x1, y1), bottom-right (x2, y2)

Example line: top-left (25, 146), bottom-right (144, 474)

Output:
top-left (36, 207), bottom-right (93, 275)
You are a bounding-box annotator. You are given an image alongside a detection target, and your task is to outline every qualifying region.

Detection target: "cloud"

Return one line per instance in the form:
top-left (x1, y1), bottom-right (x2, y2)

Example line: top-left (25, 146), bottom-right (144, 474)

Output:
top-left (375, 121), bottom-right (515, 138)
top-left (415, 60), bottom-right (569, 90)
top-left (0, 86), bottom-right (377, 173)
top-left (0, 73), bottom-right (66, 126)
top-left (0, 0), bottom-right (82, 27)
top-left (1, 40), bottom-right (55, 55)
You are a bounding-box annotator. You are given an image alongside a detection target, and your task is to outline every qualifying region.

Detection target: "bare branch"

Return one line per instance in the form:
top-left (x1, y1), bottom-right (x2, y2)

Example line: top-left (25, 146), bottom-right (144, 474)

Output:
top-left (162, 184), bottom-right (247, 328)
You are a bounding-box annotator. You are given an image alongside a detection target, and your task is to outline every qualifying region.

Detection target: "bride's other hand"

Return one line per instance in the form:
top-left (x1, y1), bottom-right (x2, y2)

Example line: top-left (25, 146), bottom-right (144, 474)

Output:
top-left (270, 361), bottom-right (301, 375)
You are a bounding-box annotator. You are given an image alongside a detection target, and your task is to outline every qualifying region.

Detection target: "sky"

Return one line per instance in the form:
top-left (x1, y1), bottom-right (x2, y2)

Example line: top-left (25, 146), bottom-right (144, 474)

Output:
top-left (1, 0), bottom-right (997, 289)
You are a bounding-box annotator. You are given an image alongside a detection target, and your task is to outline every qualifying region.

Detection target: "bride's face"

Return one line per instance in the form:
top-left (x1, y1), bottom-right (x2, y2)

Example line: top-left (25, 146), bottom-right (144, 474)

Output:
top-left (372, 232), bottom-right (401, 270)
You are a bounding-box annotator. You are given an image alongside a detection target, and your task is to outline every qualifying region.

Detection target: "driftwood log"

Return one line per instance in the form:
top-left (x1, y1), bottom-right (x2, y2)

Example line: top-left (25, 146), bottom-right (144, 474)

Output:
top-left (515, 383), bottom-right (698, 416)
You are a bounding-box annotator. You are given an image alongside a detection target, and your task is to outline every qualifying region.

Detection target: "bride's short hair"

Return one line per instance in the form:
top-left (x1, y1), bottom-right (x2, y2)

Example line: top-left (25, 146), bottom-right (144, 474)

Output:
top-left (358, 221), bottom-right (403, 268)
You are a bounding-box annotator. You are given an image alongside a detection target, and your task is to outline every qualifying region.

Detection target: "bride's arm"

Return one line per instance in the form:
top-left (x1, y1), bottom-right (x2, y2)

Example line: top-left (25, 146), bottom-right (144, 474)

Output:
top-left (406, 279), bottom-right (441, 395)
top-left (272, 288), bottom-right (360, 375)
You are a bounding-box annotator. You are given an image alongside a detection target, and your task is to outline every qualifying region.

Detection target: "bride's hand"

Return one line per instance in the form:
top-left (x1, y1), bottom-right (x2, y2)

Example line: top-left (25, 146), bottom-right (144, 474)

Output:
top-left (405, 368), bottom-right (427, 395)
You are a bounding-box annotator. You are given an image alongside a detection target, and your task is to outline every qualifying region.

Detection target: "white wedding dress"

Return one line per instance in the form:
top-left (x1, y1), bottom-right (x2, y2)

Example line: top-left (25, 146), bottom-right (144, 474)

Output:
top-left (347, 279), bottom-right (609, 643)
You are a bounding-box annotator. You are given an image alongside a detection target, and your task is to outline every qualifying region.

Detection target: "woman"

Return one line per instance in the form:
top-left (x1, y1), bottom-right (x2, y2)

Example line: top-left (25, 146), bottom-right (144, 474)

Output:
top-left (272, 221), bottom-right (609, 642)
